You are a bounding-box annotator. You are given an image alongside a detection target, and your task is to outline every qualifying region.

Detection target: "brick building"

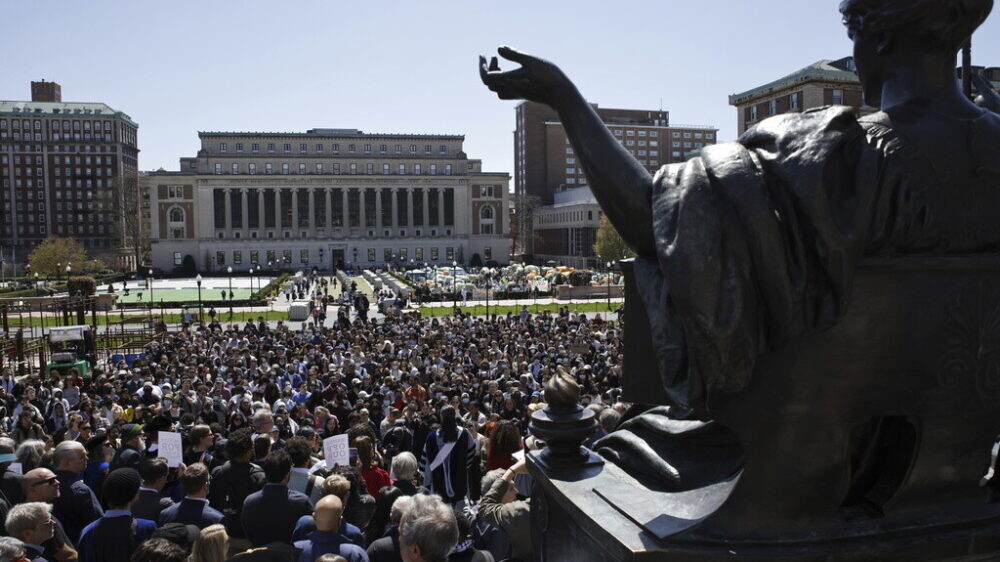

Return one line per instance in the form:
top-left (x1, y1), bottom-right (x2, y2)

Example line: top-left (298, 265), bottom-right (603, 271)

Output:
top-left (514, 101), bottom-right (716, 262)
top-left (0, 81), bottom-right (139, 270)
top-left (146, 128), bottom-right (510, 272)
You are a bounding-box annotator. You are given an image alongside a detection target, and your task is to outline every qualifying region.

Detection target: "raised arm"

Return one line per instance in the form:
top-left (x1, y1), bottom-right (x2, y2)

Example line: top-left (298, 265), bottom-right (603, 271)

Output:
top-left (480, 47), bottom-right (656, 257)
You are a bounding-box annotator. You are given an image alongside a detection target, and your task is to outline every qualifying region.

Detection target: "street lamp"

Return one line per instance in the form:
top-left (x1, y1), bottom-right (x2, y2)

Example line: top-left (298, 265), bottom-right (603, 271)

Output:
top-left (452, 260), bottom-right (458, 309)
top-left (196, 274), bottom-right (203, 321)
top-left (607, 261), bottom-right (614, 311)
top-left (147, 268), bottom-right (153, 311)
top-left (227, 266), bottom-right (234, 321)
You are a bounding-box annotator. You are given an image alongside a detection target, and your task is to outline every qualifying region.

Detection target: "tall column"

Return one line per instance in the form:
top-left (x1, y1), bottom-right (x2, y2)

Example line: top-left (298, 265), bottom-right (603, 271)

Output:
top-left (308, 188), bottom-right (316, 231)
top-left (407, 189), bottom-right (414, 230)
top-left (274, 189), bottom-right (282, 231)
top-left (224, 189), bottom-right (232, 231)
top-left (389, 189), bottom-right (399, 230)
top-left (359, 188), bottom-right (367, 231)
top-left (342, 189), bottom-right (349, 229)
top-left (438, 188), bottom-right (445, 227)
top-left (375, 188), bottom-right (382, 230)
top-left (291, 187), bottom-right (300, 232)
top-left (422, 188), bottom-right (430, 227)
top-left (257, 189), bottom-right (265, 231)
top-left (325, 188), bottom-right (333, 229)
top-left (240, 188), bottom-right (248, 233)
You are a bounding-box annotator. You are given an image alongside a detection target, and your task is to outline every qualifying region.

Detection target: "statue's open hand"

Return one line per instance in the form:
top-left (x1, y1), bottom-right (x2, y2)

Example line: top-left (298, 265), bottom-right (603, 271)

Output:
top-left (479, 46), bottom-right (568, 107)
top-left (972, 73), bottom-right (1000, 113)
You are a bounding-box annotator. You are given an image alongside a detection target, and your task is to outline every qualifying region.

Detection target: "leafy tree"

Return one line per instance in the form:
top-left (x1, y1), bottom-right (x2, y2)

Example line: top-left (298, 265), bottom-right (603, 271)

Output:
top-left (593, 216), bottom-right (635, 265)
top-left (67, 276), bottom-right (97, 297)
top-left (28, 237), bottom-right (89, 276)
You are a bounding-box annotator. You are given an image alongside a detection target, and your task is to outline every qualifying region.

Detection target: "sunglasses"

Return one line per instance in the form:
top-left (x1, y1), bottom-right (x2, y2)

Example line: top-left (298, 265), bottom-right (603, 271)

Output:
top-left (31, 477), bottom-right (58, 487)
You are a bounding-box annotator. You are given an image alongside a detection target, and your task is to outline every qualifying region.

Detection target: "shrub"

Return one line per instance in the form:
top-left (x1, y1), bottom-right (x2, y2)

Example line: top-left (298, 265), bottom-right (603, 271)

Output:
top-left (67, 276), bottom-right (97, 297)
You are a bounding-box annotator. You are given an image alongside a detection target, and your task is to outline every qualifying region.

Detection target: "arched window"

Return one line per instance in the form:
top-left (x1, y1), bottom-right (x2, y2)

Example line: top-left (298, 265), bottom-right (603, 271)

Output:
top-left (480, 205), bottom-right (495, 235)
top-left (167, 206), bottom-right (186, 239)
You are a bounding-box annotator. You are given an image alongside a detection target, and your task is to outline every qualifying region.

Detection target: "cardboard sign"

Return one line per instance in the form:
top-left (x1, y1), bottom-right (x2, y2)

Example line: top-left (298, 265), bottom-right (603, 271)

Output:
top-left (323, 434), bottom-right (350, 469)
top-left (158, 431), bottom-right (183, 467)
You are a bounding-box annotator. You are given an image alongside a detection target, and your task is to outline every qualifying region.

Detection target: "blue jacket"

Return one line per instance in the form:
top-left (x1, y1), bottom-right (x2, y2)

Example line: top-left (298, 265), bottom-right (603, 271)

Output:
top-left (292, 514), bottom-right (364, 546)
top-left (77, 511), bottom-right (156, 562)
top-left (294, 530), bottom-right (369, 562)
top-left (241, 483), bottom-right (312, 546)
top-left (158, 497), bottom-right (224, 529)
top-left (51, 470), bottom-right (103, 543)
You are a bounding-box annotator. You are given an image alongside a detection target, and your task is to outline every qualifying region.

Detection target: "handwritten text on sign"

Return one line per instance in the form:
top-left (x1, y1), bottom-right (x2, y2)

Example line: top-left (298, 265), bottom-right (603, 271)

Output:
top-left (158, 431), bottom-right (183, 467)
top-left (324, 434), bottom-right (349, 469)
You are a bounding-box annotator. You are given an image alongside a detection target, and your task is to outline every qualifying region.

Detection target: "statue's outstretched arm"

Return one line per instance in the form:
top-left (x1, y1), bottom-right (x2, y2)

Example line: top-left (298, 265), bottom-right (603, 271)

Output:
top-left (480, 47), bottom-right (656, 257)
top-left (972, 74), bottom-right (1000, 113)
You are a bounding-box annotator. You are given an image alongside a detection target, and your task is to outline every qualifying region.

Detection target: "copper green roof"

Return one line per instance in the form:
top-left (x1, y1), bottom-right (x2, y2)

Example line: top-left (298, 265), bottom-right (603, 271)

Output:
top-left (729, 57), bottom-right (859, 105)
top-left (0, 100), bottom-right (137, 126)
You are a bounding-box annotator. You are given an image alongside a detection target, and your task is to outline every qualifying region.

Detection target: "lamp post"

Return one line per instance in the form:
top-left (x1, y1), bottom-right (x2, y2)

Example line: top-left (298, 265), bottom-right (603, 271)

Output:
top-left (607, 261), bottom-right (614, 312)
top-left (196, 274), bottom-right (203, 322)
top-left (452, 261), bottom-right (458, 310)
top-left (227, 266), bottom-right (234, 321)
top-left (147, 268), bottom-right (153, 311)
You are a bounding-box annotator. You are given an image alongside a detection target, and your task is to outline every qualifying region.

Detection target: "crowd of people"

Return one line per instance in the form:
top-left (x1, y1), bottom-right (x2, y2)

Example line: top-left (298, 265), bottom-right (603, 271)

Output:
top-left (0, 274), bottom-right (627, 562)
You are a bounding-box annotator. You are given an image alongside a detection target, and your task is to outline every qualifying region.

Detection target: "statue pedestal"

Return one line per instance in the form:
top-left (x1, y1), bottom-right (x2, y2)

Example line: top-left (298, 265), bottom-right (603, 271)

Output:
top-left (528, 449), bottom-right (1000, 561)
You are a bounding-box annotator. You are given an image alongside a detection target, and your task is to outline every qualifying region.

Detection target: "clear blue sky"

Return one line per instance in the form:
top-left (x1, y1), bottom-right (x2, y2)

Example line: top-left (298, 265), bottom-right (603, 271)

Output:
top-left (3, 1), bottom-right (1000, 177)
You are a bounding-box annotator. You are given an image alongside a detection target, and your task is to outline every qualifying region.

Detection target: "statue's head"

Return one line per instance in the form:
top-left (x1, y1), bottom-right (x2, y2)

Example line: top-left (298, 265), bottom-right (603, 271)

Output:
top-left (839, 0), bottom-right (993, 106)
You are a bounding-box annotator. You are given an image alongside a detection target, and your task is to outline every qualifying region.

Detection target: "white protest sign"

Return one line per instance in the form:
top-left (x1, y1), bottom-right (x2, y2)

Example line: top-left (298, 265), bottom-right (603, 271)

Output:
top-left (158, 431), bottom-right (183, 467)
top-left (323, 434), bottom-right (350, 469)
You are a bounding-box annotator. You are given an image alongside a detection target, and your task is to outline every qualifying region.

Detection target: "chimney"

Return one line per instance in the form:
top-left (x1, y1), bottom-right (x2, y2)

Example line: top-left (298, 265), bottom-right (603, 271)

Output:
top-left (30, 80), bottom-right (61, 102)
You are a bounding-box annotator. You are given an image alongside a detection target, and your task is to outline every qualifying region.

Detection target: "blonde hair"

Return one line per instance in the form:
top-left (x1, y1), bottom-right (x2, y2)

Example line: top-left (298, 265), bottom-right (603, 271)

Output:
top-left (191, 524), bottom-right (228, 562)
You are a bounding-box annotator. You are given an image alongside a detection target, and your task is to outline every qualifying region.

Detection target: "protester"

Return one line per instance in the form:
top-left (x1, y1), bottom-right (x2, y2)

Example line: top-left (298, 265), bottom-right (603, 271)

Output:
top-left (477, 460), bottom-right (531, 561)
top-left (51, 441), bottom-right (102, 544)
top-left (292, 495), bottom-right (368, 562)
top-left (157, 463), bottom-right (224, 529)
top-left (21, 468), bottom-right (77, 562)
top-left (77, 468), bottom-right (156, 562)
top-left (5, 502), bottom-right (54, 562)
top-left (134, 458), bottom-right (175, 522)
top-left (240, 450), bottom-right (312, 547)
top-left (398, 494), bottom-right (459, 562)
top-left (421, 407), bottom-right (476, 505)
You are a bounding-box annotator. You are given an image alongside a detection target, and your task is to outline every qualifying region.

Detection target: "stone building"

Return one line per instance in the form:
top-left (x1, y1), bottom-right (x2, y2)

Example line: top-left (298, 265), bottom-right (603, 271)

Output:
top-left (514, 101), bottom-right (716, 259)
top-left (146, 128), bottom-right (510, 272)
top-left (0, 81), bottom-right (139, 269)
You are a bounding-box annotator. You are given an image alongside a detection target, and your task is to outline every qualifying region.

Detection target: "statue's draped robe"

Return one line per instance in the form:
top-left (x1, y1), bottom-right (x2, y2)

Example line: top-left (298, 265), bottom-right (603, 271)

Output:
top-left (597, 105), bottom-right (1000, 490)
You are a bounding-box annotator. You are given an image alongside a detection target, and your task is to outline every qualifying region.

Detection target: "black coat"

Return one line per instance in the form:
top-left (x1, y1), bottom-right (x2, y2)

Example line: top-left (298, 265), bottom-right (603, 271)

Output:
top-left (208, 460), bottom-right (265, 538)
top-left (240, 484), bottom-right (312, 547)
top-left (131, 489), bottom-right (174, 524)
top-left (158, 497), bottom-right (224, 529)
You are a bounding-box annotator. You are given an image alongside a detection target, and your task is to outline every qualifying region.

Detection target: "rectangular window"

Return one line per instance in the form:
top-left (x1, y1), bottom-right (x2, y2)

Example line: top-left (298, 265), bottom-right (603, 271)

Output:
top-left (769, 99), bottom-right (777, 115)
top-left (414, 164), bottom-right (421, 175)
top-left (250, 250), bottom-right (259, 264)
top-left (368, 248), bottom-right (376, 262)
top-left (428, 188), bottom-right (439, 226)
top-left (247, 189), bottom-right (259, 228)
top-left (348, 189), bottom-right (360, 227)
top-left (445, 164), bottom-right (452, 175)
top-left (216, 251), bottom-right (225, 265)
top-left (790, 93), bottom-right (799, 110)
top-left (219, 143), bottom-right (228, 152)
top-left (367, 163), bottom-right (374, 174)
top-left (215, 163), bottom-right (222, 174)
top-left (484, 247), bottom-right (492, 260)
top-left (267, 143), bottom-right (275, 152)
top-left (331, 188), bottom-right (343, 227)
top-left (174, 252), bottom-right (183, 266)
top-left (233, 251), bottom-right (243, 265)
top-left (446, 247), bottom-right (454, 261)
top-left (236, 143), bottom-right (243, 151)
top-left (249, 163), bottom-right (256, 174)
top-left (265, 163), bottom-right (273, 174)
top-left (429, 164), bottom-right (437, 175)
top-left (213, 189), bottom-right (226, 229)
top-left (384, 248), bottom-right (393, 263)
top-left (383, 164), bottom-right (390, 175)
top-left (300, 249), bottom-right (309, 263)
top-left (232, 163), bottom-right (239, 174)
top-left (350, 163), bottom-right (357, 174)
top-left (281, 189), bottom-right (293, 227)
top-left (283, 250), bottom-right (292, 263)
top-left (415, 247), bottom-right (424, 260)
top-left (299, 143), bottom-right (307, 152)
top-left (282, 163), bottom-right (289, 175)
top-left (413, 188), bottom-right (424, 227)
top-left (832, 89), bottom-right (844, 105)
top-left (252, 143), bottom-right (259, 152)
top-left (443, 189), bottom-right (454, 226)
top-left (431, 247), bottom-right (439, 260)
top-left (316, 163), bottom-right (323, 173)
top-left (267, 250), bottom-right (276, 264)
top-left (299, 163), bottom-right (306, 174)
top-left (381, 188), bottom-right (393, 226)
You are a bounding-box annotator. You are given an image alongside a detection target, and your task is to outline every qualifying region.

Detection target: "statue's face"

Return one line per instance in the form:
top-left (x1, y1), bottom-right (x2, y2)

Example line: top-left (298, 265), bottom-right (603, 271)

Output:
top-left (850, 27), bottom-right (886, 108)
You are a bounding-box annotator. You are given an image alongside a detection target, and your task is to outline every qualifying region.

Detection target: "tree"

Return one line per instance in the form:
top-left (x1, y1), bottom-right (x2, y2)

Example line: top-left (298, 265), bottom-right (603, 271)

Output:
top-left (105, 176), bottom-right (148, 272)
top-left (593, 216), bottom-right (635, 265)
top-left (28, 237), bottom-right (89, 276)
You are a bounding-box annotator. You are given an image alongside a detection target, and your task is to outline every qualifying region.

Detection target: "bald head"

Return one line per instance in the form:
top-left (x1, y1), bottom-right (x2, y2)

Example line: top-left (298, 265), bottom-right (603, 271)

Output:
top-left (23, 468), bottom-right (59, 502)
top-left (313, 495), bottom-right (344, 533)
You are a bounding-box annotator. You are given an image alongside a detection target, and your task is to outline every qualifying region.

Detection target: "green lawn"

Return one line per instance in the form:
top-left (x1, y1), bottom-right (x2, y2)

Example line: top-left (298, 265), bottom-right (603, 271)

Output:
top-left (416, 302), bottom-right (618, 317)
top-left (110, 288), bottom-right (256, 304)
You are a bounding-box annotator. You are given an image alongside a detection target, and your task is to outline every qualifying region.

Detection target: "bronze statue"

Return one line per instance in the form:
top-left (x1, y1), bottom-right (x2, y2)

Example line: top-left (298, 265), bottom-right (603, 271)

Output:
top-left (481, 1), bottom-right (1000, 559)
